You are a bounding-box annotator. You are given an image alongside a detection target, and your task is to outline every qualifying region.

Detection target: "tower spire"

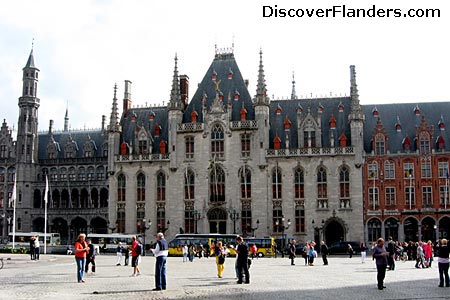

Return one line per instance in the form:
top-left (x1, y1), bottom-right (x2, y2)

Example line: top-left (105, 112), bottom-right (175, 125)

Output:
top-left (168, 53), bottom-right (182, 110)
top-left (64, 103), bottom-right (69, 132)
top-left (109, 83), bottom-right (120, 132)
top-left (254, 48), bottom-right (269, 106)
top-left (350, 65), bottom-right (362, 114)
top-left (291, 71), bottom-right (297, 100)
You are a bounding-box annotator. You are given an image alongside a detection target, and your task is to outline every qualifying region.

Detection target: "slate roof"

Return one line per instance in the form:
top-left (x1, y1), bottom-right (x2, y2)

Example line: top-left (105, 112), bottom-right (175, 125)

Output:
top-left (24, 49), bottom-right (37, 69)
top-left (183, 52), bottom-right (254, 123)
top-left (120, 106), bottom-right (168, 154)
top-left (362, 102), bottom-right (450, 153)
top-left (38, 130), bottom-right (107, 160)
top-left (269, 97), bottom-right (353, 149)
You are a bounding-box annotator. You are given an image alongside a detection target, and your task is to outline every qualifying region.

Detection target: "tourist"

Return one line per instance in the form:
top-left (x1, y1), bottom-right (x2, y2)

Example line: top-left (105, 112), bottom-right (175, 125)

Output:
top-left (372, 238), bottom-right (388, 290)
top-left (215, 241), bottom-right (228, 278)
top-left (85, 239), bottom-right (96, 275)
top-left (74, 233), bottom-right (89, 283)
top-left (437, 238), bottom-right (450, 287)
top-left (320, 241), bottom-right (329, 265)
top-left (360, 242), bottom-right (368, 263)
top-left (235, 236), bottom-right (250, 284)
top-left (151, 232), bottom-right (168, 291)
top-left (131, 236), bottom-right (141, 276)
top-left (289, 240), bottom-right (296, 265)
top-left (116, 242), bottom-right (124, 266)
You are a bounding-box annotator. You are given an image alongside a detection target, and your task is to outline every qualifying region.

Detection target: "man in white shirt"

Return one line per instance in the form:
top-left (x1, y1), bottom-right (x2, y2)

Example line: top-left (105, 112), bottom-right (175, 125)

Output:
top-left (151, 232), bottom-right (169, 291)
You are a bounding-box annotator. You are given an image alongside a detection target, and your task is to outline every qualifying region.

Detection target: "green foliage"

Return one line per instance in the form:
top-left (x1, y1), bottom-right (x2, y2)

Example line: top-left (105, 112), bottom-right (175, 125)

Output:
top-left (0, 246), bottom-right (27, 254)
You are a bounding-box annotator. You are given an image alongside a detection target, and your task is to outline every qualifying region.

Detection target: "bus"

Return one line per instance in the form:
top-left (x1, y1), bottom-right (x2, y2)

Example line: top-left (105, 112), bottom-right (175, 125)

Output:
top-left (86, 233), bottom-right (142, 254)
top-left (8, 232), bottom-right (61, 249)
top-left (168, 234), bottom-right (239, 257)
top-left (244, 237), bottom-right (275, 257)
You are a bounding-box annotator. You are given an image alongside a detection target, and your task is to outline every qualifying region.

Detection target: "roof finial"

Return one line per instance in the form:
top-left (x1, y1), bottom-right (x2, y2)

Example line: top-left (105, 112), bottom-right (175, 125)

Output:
top-left (232, 34), bottom-right (235, 53)
top-left (32, 38), bottom-right (34, 50)
top-left (254, 48), bottom-right (269, 106)
top-left (168, 52), bottom-right (182, 110)
top-left (291, 71), bottom-right (297, 100)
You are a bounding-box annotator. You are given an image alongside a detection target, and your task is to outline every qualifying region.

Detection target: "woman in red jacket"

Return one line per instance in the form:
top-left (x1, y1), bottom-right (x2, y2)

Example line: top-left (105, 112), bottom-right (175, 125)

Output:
top-left (74, 233), bottom-right (89, 283)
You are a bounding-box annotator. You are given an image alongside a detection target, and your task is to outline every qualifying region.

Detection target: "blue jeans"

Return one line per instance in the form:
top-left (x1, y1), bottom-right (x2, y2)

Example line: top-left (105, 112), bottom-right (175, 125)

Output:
top-left (75, 257), bottom-right (86, 282)
top-left (155, 256), bottom-right (167, 290)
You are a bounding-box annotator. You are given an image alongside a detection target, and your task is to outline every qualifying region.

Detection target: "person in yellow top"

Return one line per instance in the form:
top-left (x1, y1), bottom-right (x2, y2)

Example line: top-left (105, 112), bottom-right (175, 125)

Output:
top-left (214, 241), bottom-right (228, 278)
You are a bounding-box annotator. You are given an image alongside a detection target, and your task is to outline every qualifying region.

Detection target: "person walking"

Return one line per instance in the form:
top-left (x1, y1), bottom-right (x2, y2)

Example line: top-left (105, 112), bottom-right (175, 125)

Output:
top-left (34, 235), bottom-right (40, 260)
top-left (415, 241), bottom-right (426, 268)
top-left (437, 238), bottom-right (450, 287)
top-left (29, 236), bottom-right (36, 260)
top-left (215, 241), bottom-right (228, 278)
top-left (235, 236), bottom-right (250, 284)
top-left (386, 237), bottom-right (395, 270)
top-left (182, 244), bottom-right (188, 262)
top-left (347, 243), bottom-right (353, 258)
top-left (320, 241), bottom-right (329, 265)
top-left (124, 245), bottom-right (130, 266)
top-left (360, 242), bottom-right (368, 263)
top-left (151, 232), bottom-right (169, 291)
top-left (85, 239), bottom-right (96, 275)
top-left (74, 233), bottom-right (89, 283)
top-left (289, 240), bottom-right (296, 265)
top-left (131, 236), bottom-right (141, 276)
top-left (116, 242), bottom-right (124, 266)
top-left (372, 238), bottom-right (388, 290)
top-left (308, 241), bottom-right (316, 266)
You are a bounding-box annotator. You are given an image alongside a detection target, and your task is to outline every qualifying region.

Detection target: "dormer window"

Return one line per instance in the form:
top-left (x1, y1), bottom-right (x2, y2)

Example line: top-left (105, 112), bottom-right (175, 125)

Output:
top-left (437, 135), bottom-right (445, 150)
top-left (240, 107), bottom-right (247, 121)
top-left (284, 116), bottom-right (291, 130)
top-left (439, 119), bottom-right (445, 131)
top-left (234, 90), bottom-right (240, 101)
top-left (318, 104), bottom-right (324, 113)
top-left (212, 69), bottom-right (217, 81)
top-left (414, 105), bottom-right (420, 115)
top-left (155, 124), bottom-right (161, 137)
top-left (273, 134), bottom-right (281, 150)
top-left (159, 140), bottom-right (166, 154)
top-left (297, 104), bottom-right (303, 114)
top-left (228, 68), bottom-right (233, 80)
top-left (191, 110), bottom-right (198, 123)
top-left (149, 112), bottom-right (155, 121)
top-left (403, 136), bottom-right (411, 151)
top-left (275, 104), bottom-right (282, 115)
top-left (374, 133), bottom-right (385, 155)
top-left (372, 107), bottom-right (379, 117)
top-left (329, 115), bottom-right (336, 129)
top-left (131, 113), bottom-right (137, 121)
top-left (218, 92), bottom-right (223, 101)
top-left (120, 141), bottom-right (128, 155)
top-left (419, 131), bottom-right (430, 154)
top-left (339, 132), bottom-right (347, 147)
top-left (338, 102), bottom-right (344, 112)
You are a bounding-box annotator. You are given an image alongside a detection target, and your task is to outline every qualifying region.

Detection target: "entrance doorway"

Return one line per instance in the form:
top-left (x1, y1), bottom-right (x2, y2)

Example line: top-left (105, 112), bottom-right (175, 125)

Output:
top-left (208, 208), bottom-right (227, 234)
top-left (324, 220), bottom-right (345, 245)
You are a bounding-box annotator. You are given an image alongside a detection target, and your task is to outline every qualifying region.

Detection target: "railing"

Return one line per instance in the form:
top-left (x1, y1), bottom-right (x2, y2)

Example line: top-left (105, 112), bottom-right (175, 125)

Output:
top-left (177, 123), bottom-right (204, 132)
top-left (230, 120), bottom-right (258, 130)
top-left (339, 199), bottom-right (351, 209)
top-left (267, 147), bottom-right (354, 158)
top-left (317, 199), bottom-right (328, 209)
top-left (116, 153), bottom-right (170, 162)
top-left (39, 157), bottom-right (107, 165)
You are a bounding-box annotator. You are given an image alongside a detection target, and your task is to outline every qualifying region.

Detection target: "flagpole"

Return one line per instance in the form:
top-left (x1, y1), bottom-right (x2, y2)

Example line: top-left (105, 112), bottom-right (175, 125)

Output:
top-left (373, 175), bottom-right (376, 211)
top-left (243, 164), bottom-right (247, 198)
top-left (44, 175), bottom-right (49, 255)
top-left (409, 173), bottom-right (412, 210)
top-left (11, 175), bottom-right (16, 250)
top-left (446, 171), bottom-right (448, 210)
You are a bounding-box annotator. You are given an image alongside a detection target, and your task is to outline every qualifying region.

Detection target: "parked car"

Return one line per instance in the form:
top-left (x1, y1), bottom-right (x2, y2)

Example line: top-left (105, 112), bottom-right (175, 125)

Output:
top-left (328, 241), bottom-right (361, 255)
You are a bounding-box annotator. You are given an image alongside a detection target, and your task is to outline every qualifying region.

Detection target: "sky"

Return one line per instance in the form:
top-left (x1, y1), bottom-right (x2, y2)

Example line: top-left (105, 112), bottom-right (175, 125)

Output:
top-left (0, 0), bottom-right (449, 132)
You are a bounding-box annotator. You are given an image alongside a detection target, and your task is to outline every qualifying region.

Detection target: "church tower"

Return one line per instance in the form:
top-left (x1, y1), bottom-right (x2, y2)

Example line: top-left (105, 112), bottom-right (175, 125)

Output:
top-left (167, 54), bottom-right (183, 170)
top-left (15, 47), bottom-right (41, 231)
top-left (348, 65), bottom-right (365, 166)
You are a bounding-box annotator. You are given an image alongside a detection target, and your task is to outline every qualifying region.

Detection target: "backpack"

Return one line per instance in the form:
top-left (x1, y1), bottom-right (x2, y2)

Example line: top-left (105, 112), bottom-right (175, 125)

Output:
top-left (136, 243), bottom-right (143, 255)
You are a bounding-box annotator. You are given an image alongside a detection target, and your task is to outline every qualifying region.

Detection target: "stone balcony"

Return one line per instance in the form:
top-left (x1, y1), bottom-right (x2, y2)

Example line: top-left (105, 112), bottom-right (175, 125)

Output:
top-left (266, 147), bottom-right (354, 158)
top-left (115, 153), bottom-right (169, 162)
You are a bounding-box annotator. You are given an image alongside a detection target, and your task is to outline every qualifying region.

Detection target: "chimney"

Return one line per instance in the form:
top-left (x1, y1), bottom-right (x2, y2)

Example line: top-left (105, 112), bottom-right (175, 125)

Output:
top-left (123, 80), bottom-right (132, 116)
top-left (244, 79), bottom-right (249, 89)
top-left (180, 74), bottom-right (189, 107)
top-left (101, 115), bottom-right (106, 131)
top-left (49, 119), bottom-right (54, 134)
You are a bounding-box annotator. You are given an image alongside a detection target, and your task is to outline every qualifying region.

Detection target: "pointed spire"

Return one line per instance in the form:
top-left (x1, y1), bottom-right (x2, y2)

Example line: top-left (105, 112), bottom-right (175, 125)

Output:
top-left (349, 65), bottom-right (362, 114)
top-left (291, 71), bottom-right (297, 100)
top-left (24, 47), bottom-right (37, 69)
top-left (254, 48), bottom-right (270, 106)
top-left (168, 53), bottom-right (182, 111)
top-left (109, 83), bottom-right (120, 132)
top-left (64, 104), bottom-right (69, 132)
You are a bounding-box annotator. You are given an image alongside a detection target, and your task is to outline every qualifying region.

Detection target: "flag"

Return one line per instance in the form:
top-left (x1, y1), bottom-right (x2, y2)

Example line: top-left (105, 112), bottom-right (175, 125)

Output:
top-left (405, 170), bottom-right (410, 178)
top-left (446, 169), bottom-right (449, 180)
top-left (369, 171), bottom-right (375, 179)
top-left (207, 158), bottom-right (215, 171)
top-left (9, 177), bottom-right (16, 207)
top-left (44, 175), bottom-right (49, 204)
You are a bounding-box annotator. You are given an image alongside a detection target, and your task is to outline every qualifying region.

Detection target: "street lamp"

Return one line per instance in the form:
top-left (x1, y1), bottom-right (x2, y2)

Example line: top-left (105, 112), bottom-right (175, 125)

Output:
top-left (276, 217), bottom-right (291, 257)
top-left (142, 218), bottom-right (152, 256)
top-left (312, 219), bottom-right (325, 244)
top-left (229, 208), bottom-right (240, 234)
top-left (193, 210), bottom-right (201, 234)
top-left (251, 219), bottom-right (260, 237)
top-left (158, 220), bottom-right (170, 234)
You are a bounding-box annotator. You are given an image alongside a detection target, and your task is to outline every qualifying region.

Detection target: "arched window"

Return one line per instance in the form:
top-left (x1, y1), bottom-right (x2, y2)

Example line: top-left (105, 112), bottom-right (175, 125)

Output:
top-left (240, 166), bottom-right (251, 199)
top-left (87, 167), bottom-right (95, 181)
top-left (384, 160), bottom-right (395, 179)
top-left (317, 167), bottom-right (327, 202)
top-left (294, 167), bottom-right (304, 200)
top-left (367, 218), bottom-right (382, 242)
top-left (117, 174), bottom-right (126, 202)
top-left (210, 165), bottom-right (225, 202)
top-left (137, 173), bottom-right (145, 202)
top-left (78, 167), bottom-right (85, 181)
top-left (368, 161), bottom-right (378, 179)
top-left (339, 166), bottom-right (350, 208)
top-left (184, 169), bottom-right (195, 200)
top-left (156, 172), bottom-right (166, 201)
top-left (374, 133), bottom-right (385, 155)
top-left (272, 166), bottom-right (282, 199)
top-left (211, 124), bottom-right (224, 158)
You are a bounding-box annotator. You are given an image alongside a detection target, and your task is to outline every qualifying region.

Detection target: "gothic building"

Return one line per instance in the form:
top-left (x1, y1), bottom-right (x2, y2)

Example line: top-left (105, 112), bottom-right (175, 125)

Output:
top-left (3, 46), bottom-right (450, 246)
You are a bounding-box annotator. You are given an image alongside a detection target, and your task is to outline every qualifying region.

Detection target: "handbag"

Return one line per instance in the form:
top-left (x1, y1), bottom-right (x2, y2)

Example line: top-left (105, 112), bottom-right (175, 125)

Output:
top-left (218, 254), bottom-right (225, 265)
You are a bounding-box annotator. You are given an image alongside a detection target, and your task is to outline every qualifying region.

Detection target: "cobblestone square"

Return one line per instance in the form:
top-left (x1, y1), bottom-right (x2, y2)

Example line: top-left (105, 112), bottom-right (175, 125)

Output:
top-left (0, 254), bottom-right (448, 300)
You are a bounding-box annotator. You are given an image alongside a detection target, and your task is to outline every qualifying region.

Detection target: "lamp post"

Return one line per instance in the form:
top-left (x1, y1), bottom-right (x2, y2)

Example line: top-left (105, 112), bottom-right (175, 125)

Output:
top-left (229, 208), bottom-right (240, 234)
top-left (142, 218), bottom-right (152, 256)
top-left (312, 219), bottom-right (325, 245)
top-left (1, 213), bottom-right (5, 244)
top-left (251, 219), bottom-right (260, 237)
top-left (158, 220), bottom-right (170, 234)
top-left (193, 210), bottom-right (201, 234)
top-left (276, 217), bottom-right (291, 257)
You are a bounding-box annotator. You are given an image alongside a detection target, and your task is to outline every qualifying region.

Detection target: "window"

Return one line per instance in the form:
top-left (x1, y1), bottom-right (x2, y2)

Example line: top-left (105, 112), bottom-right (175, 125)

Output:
top-left (60, 168), bottom-right (67, 181)
top-left (272, 167), bottom-right (282, 199)
top-left (210, 166), bottom-right (225, 202)
top-left (368, 187), bottom-right (379, 209)
top-left (368, 162), bottom-right (378, 179)
top-left (137, 173), bottom-right (145, 202)
top-left (96, 167), bottom-right (105, 180)
top-left (211, 124), bottom-right (224, 158)
top-left (339, 166), bottom-right (350, 199)
top-left (405, 186), bottom-right (415, 207)
top-left (184, 170), bottom-right (195, 200)
top-left (294, 168), bottom-right (304, 199)
top-left (439, 162), bottom-right (449, 178)
top-left (87, 167), bottom-right (95, 181)
top-left (241, 209), bottom-right (252, 235)
top-left (240, 167), bottom-right (251, 199)
top-left (0, 144), bottom-right (8, 158)
top-left (317, 167), bottom-right (327, 199)
top-left (440, 186), bottom-right (449, 206)
top-left (385, 187), bottom-right (396, 206)
top-left (421, 162), bottom-right (431, 178)
top-left (184, 208), bottom-right (195, 234)
top-left (69, 168), bottom-right (76, 181)
top-left (117, 174), bottom-right (126, 202)
top-left (422, 186), bottom-right (433, 207)
top-left (138, 140), bottom-right (148, 155)
top-left (117, 210), bottom-right (125, 233)
top-left (404, 163), bottom-right (414, 178)
top-left (419, 131), bottom-right (430, 154)
top-left (273, 209), bottom-right (283, 233)
top-left (384, 161), bottom-right (395, 179)
top-left (185, 136), bottom-right (194, 159)
top-left (157, 172), bottom-right (166, 201)
top-left (78, 167), bottom-right (86, 181)
top-left (241, 133), bottom-right (251, 157)
top-left (368, 219), bottom-right (382, 242)
top-left (295, 208), bottom-right (305, 233)
top-left (375, 134), bottom-right (385, 155)
top-left (303, 130), bottom-right (316, 148)
top-left (157, 207), bottom-right (166, 232)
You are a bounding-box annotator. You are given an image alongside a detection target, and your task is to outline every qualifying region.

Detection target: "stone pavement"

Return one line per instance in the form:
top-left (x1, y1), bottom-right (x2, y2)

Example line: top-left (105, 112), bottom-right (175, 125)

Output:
top-left (0, 253), bottom-right (448, 300)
